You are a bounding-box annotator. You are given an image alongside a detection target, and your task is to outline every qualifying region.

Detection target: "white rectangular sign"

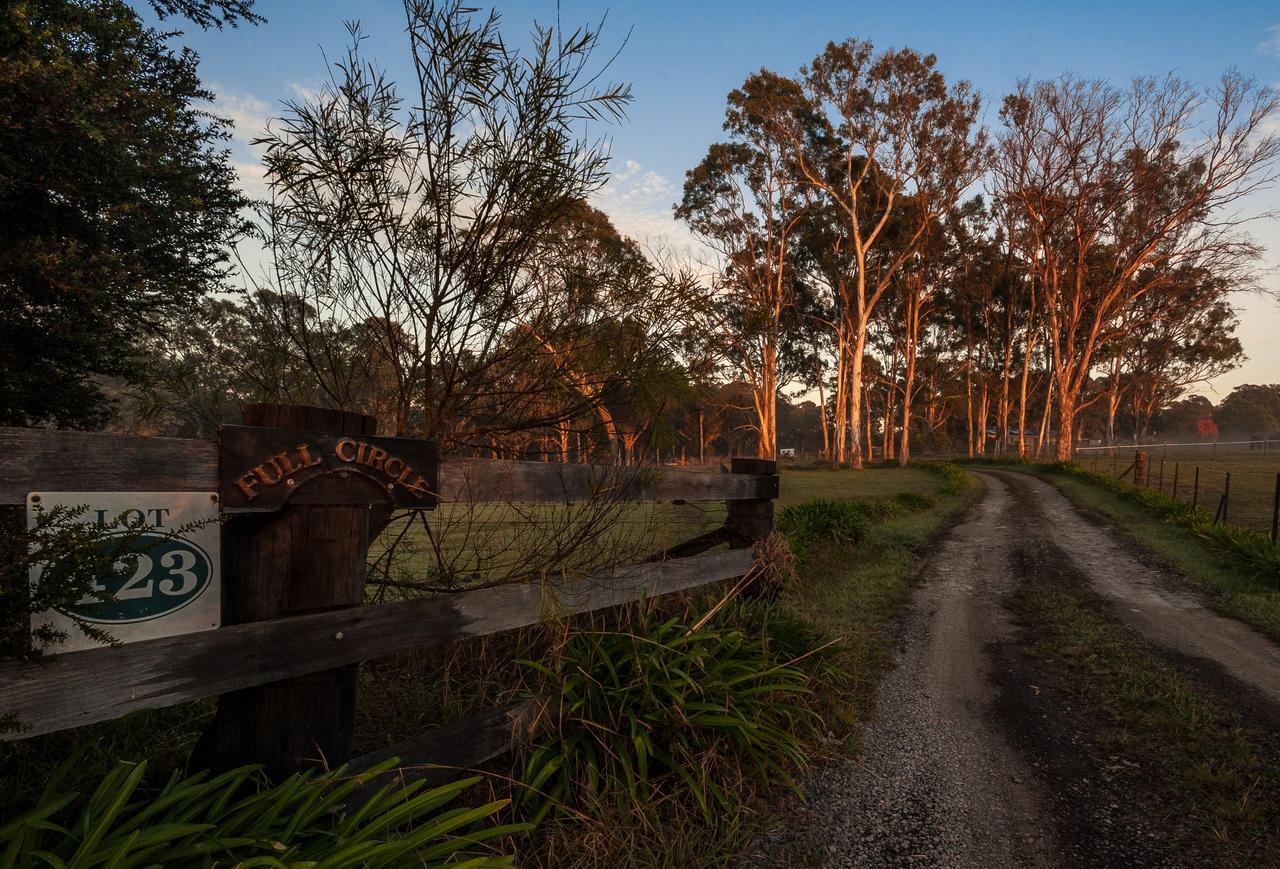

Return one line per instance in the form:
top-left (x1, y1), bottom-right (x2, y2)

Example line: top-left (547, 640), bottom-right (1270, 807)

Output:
top-left (28, 492), bottom-right (221, 654)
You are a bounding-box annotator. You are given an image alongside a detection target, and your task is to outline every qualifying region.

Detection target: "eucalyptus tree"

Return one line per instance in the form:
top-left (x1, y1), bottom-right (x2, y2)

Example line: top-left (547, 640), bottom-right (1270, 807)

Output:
top-left (995, 72), bottom-right (1280, 459)
top-left (1122, 265), bottom-right (1244, 441)
top-left (785, 40), bottom-right (987, 467)
top-left (676, 71), bottom-right (811, 459)
top-left (253, 1), bottom-right (632, 447)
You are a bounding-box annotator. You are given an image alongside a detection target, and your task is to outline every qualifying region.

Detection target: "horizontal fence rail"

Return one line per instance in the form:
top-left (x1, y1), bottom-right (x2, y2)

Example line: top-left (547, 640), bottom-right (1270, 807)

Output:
top-left (0, 427), bottom-right (777, 506)
top-left (1076, 439), bottom-right (1280, 452)
top-left (0, 548), bottom-right (755, 739)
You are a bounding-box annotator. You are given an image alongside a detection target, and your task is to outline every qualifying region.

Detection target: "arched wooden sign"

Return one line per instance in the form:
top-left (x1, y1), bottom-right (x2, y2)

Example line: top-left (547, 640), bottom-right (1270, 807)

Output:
top-left (218, 425), bottom-right (438, 513)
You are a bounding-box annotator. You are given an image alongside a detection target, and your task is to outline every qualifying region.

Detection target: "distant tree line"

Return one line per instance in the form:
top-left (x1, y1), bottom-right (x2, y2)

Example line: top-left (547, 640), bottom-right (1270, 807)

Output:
top-left (1152, 384), bottom-right (1280, 442)
top-left (3, 0), bottom-right (1278, 469)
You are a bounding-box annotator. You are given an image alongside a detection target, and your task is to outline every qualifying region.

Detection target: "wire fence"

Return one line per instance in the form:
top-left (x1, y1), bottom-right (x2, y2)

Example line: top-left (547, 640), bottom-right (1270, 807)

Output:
top-left (1076, 443), bottom-right (1280, 543)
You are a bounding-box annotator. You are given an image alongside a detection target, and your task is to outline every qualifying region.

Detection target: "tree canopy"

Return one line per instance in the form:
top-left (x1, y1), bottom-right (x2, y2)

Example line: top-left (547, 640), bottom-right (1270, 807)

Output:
top-left (0, 0), bottom-right (251, 428)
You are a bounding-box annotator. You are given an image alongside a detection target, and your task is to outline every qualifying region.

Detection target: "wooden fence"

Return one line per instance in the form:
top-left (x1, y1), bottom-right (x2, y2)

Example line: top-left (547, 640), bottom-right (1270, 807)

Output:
top-left (0, 404), bottom-right (779, 784)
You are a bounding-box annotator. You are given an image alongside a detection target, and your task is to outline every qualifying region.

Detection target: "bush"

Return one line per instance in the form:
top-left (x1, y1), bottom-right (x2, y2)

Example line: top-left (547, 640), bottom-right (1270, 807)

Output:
top-left (889, 490), bottom-right (937, 513)
top-left (776, 498), bottom-right (877, 557)
top-left (517, 598), bottom-right (829, 824)
top-left (0, 757), bottom-right (525, 867)
top-left (915, 460), bottom-right (971, 495)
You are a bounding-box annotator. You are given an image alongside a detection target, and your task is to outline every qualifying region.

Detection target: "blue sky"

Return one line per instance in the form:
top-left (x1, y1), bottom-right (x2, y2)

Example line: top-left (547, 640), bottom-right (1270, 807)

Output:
top-left (164, 0), bottom-right (1280, 397)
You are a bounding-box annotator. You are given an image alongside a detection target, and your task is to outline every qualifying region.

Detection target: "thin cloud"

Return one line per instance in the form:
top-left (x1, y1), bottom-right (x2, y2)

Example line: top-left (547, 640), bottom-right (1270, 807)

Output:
top-left (1261, 24), bottom-right (1280, 57)
top-left (593, 158), bottom-right (692, 252)
top-left (210, 86), bottom-right (272, 146)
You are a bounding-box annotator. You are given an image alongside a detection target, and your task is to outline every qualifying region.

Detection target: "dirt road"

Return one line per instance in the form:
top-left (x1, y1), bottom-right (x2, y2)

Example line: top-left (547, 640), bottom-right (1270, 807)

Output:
top-left (753, 470), bottom-right (1280, 868)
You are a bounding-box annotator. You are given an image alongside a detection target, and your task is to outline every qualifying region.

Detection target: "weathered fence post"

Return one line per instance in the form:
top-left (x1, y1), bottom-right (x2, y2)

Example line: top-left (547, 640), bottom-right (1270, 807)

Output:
top-left (197, 404), bottom-right (378, 777)
top-left (1134, 450), bottom-right (1147, 486)
top-left (1172, 462), bottom-right (1180, 501)
top-left (727, 458), bottom-right (778, 548)
top-left (727, 457), bottom-right (778, 597)
top-left (1271, 473), bottom-right (1279, 546)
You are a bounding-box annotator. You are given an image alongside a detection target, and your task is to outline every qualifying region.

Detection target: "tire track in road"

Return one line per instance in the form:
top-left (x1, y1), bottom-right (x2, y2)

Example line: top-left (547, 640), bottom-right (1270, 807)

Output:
top-left (1010, 471), bottom-right (1280, 703)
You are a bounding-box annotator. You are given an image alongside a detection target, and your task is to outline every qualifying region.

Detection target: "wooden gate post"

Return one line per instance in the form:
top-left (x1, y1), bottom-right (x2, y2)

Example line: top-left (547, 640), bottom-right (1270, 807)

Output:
top-left (727, 457), bottom-right (778, 546)
top-left (1134, 450), bottom-right (1147, 486)
top-left (197, 404), bottom-right (378, 778)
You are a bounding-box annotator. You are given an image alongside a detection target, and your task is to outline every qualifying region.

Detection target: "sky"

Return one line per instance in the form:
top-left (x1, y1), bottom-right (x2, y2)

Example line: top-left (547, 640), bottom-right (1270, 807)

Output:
top-left (161, 0), bottom-right (1280, 399)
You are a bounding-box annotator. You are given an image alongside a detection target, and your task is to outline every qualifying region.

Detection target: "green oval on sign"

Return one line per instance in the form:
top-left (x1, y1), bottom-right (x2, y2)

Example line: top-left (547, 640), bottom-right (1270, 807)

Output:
top-left (55, 533), bottom-right (214, 624)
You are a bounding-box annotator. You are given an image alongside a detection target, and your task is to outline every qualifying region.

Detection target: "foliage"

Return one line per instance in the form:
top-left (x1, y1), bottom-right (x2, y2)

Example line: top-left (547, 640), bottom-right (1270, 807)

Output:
top-left (1213, 383), bottom-right (1280, 437)
top-left (776, 498), bottom-right (877, 557)
top-left (0, 505), bottom-right (159, 662)
top-left (516, 598), bottom-right (830, 825)
top-left (916, 460), bottom-right (972, 495)
top-left (0, 0), bottom-right (250, 428)
top-left (0, 757), bottom-right (524, 866)
top-left (145, 0), bottom-right (262, 29)
top-left (248, 1), bottom-right (694, 451)
top-left (889, 490), bottom-right (938, 512)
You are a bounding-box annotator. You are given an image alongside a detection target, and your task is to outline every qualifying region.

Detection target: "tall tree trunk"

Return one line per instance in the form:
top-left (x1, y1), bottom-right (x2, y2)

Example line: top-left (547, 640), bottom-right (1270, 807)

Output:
top-left (1055, 387), bottom-right (1076, 461)
top-left (899, 291), bottom-right (921, 466)
top-left (816, 361), bottom-right (830, 461)
top-left (864, 382), bottom-right (874, 464)
top-left (848, 335), bottom-right (866, 469)
top-left (832, 322), bottom-right (850, 465)
top-left (977, 382), bottom-right (990, 457)
top-left (998, 334), bottom-right (1013, 456)
top-left (1017, 347), bottom-right (1034, 459)
top-left (698, 407), bottom-right (705, 465)
top-left (899, 356), bottom-right (917, 466)
top-left (965, 340), bottom-right (975, 458)
top-left (1035, 375), bottom-right (1054, 459)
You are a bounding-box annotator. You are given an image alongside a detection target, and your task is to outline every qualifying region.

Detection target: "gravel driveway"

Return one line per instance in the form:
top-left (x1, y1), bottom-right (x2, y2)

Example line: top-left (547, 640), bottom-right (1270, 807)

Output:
top-left (750, 469), bottom-right (1280, 868)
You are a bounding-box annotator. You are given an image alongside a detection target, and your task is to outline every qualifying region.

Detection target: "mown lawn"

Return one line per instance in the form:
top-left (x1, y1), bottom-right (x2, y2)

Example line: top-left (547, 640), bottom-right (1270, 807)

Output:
top-left (779, 463), bottom-right (942, 506)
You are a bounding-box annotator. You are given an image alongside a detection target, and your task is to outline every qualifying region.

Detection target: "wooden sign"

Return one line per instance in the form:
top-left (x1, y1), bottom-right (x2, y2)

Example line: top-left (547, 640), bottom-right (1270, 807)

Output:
top-left (28, 492), bottom-right (221, 653)
top-left (219, 425), bottom-right (438, 513)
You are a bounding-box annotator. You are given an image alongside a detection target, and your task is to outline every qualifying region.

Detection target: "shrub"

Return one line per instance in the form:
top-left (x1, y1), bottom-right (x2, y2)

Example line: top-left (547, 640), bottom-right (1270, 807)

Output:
top-left (517, 598), bottom-right (827, 824)
top-left (915, 460), bottom-right (971, 495)
top-left (0, 757), bottom-right (525, 866)
top-left (776, 498), bottom-right (877, 557)
top-left (889, 490), bottom-right (937, 513)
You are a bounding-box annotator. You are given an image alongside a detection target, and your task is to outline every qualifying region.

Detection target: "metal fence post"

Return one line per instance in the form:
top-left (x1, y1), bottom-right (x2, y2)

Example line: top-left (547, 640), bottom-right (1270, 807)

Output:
top-left (1172, 462), bottom-right (1179, 501)
top-left (1193, 467), bottom-right (1200, 510)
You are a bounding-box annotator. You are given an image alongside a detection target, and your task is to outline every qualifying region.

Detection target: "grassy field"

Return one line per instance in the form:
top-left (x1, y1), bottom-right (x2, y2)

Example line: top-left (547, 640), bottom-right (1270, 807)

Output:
top-left (778, 463), bottom-right (942, 506)
top-left (1077, 447), bottom-right (1280, 535)
top-left (369, 463), bottom-right (945, 593)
